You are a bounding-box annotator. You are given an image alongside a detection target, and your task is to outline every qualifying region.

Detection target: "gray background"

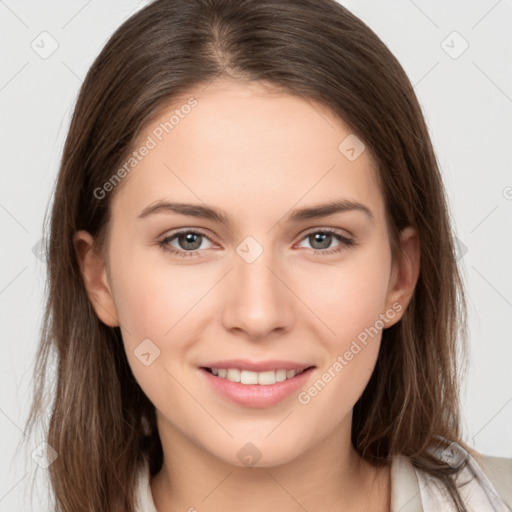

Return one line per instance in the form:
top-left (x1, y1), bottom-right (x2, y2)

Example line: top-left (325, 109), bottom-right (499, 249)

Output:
top-left (1, 0), bottom-right (511, 509)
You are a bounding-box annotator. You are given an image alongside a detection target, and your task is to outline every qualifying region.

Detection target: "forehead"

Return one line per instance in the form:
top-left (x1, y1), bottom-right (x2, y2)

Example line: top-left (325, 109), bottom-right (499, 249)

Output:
top-left (110, 78), bottom-right (385, 226)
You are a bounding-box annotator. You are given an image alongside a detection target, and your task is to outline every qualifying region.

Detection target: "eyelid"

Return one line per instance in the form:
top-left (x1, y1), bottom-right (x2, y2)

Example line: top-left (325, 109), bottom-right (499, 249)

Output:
top-left (158, 227), bottom-right (218, 248)
top-left (159, 226), bottom-right (215, 240)
top-left (298, 226), bottom-right (353, 240)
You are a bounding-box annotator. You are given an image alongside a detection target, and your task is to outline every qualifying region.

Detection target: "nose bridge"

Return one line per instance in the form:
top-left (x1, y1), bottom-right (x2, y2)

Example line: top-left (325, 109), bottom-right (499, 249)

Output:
top-left (221, 235), bottom-right (294, 337)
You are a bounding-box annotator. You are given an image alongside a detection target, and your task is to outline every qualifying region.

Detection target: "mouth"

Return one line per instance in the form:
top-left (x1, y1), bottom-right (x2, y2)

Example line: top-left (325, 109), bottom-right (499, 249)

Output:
top-left (200, 366), bottom-right (316, 386)
top-left (199, 364), bottom-right (316, 407)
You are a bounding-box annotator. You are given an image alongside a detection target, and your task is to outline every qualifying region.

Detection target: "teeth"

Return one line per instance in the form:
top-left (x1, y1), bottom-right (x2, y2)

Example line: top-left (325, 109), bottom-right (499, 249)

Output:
top-left (226, 368), bottom-right (241, 382)
top-left (209, 367), bottom-right (307, 385)
top-left (275, 369), bottom-right (287, 382)
top-left (241, 370), bottom-right (258, 384)
top-left (257, 371), bottom-right (275, 385)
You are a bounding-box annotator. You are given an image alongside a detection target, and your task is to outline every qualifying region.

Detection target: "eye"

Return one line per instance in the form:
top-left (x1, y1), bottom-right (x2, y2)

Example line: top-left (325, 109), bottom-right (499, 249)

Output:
top-left (158, 229), bottom-right (215, 258)
top-left (296, 228), bottom-right (355, 256)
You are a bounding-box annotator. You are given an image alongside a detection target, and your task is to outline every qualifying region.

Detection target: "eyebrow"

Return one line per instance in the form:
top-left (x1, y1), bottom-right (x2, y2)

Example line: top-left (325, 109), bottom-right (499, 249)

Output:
top-left (138, 199), bottom-right (374, 224)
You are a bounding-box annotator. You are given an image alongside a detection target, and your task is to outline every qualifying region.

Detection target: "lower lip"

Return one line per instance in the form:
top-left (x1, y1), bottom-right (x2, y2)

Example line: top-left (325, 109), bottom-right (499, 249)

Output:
top-left (200, 367), bottom-right (315, 408)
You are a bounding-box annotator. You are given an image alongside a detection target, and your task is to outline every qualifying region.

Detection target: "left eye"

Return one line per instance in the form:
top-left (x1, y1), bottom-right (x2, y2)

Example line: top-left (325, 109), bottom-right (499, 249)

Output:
top-left (296, 229), bottom-right (354, 254)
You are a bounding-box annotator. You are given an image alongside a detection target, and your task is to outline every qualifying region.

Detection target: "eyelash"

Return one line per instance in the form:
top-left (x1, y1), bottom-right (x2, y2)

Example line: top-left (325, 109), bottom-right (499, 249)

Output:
top-left (158, 228), bottom-right (355, 258)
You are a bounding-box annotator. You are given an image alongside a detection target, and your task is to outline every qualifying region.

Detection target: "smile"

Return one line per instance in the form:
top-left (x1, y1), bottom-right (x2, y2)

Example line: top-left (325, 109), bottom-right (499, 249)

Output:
top-left (204, 367), bottom-right (314, 385)
top-left (200, 366), bottom-right (316, 408)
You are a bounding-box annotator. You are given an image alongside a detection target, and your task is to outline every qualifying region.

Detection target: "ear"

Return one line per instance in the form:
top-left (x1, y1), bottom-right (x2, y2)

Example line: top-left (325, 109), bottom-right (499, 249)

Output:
top-left (73, 230), bottom-right (119, 327)
top-left (383, 226), bottom-right (420, 327)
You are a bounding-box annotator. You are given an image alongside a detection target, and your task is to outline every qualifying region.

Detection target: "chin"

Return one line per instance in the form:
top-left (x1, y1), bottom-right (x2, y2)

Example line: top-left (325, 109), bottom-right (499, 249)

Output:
top-left (202, 434), bottom-right (308, 470)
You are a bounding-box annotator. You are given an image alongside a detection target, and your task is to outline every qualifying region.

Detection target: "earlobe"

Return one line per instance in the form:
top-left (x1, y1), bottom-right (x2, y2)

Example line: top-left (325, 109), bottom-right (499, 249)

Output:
top-left (73, 230), bottom-right (120, 327)
top-left (384, 227), bottom-right (420, 327)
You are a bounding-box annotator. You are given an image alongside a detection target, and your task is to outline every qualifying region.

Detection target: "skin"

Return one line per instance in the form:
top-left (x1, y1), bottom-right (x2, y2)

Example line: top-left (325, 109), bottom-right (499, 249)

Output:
top-left (75, 77), bottom-right (420, 512)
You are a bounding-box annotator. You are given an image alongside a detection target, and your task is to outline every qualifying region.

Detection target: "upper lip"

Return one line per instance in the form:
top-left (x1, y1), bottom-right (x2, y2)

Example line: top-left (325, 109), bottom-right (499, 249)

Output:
top-left (200, 359), bottom-right (315, 372)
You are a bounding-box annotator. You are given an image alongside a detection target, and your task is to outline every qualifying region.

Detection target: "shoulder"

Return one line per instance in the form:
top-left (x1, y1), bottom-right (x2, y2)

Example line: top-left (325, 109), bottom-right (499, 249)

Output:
top-left (471, 451), bottom-right (512, 509)
top-left (390, 447), bottom-right (512, 512)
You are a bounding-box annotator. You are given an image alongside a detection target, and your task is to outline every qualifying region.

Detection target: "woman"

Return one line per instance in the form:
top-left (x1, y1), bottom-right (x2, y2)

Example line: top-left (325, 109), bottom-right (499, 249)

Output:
top-left (25, 0), bottom-right (512, 511)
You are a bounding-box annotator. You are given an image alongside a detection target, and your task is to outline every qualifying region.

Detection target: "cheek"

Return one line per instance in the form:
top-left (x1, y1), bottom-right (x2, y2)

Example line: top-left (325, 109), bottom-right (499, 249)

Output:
top-left (297, 242), bottom-right (392, 341)
top-left (293, 270), bottom-right (389, 431)
top-left (295, 241), bottom-right (392, 395)
top-left (109, 244), bottom-right (213, 343)
top-left (108, 248), bottom-right (212, 401)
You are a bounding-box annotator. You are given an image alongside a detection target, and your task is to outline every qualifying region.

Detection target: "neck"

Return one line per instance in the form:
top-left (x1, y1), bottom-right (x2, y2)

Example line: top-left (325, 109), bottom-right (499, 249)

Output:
top-left (150, 412), bottom-right (390, 512)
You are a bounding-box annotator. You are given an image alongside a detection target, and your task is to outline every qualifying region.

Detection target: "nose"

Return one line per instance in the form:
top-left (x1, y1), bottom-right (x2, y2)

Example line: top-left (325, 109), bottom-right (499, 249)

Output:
top-left (221, 246), bottom-right (295, 341)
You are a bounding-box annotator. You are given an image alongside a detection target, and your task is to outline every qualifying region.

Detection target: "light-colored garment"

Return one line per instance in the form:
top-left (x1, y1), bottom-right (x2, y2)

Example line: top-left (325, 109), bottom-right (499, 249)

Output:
top-left (392, 449), bottom-right (512, 511)
top-left (135, 446), bottom-right (512, 511)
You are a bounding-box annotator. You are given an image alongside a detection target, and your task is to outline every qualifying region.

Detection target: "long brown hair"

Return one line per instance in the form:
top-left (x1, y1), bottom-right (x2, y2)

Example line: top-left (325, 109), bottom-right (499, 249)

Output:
top-left (25, 0), bottom-right (470, 510)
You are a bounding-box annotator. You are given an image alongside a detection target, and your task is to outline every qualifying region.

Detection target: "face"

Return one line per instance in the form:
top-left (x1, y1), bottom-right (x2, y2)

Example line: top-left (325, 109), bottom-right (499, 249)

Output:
top-left (76, 77), bottom-right (418, 468)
